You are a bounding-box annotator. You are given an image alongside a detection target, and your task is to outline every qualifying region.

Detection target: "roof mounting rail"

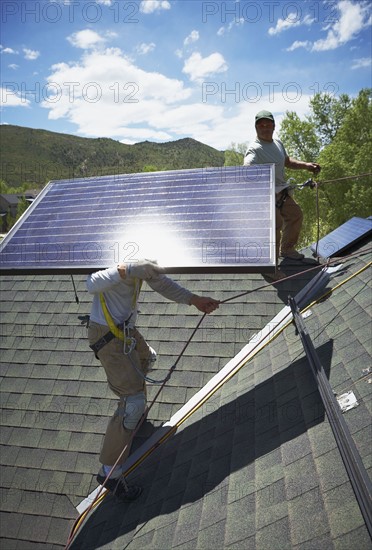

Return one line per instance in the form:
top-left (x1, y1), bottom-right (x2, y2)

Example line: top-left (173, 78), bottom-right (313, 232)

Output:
top-left (289, 296), bottom-right (372, 538)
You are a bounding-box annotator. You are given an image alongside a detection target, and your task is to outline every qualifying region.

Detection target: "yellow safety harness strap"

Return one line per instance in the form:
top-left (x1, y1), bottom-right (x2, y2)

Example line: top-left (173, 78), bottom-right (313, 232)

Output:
top-left (100, 293), bottom-right (124, 340)
top-left (99, 277), bottom-right (143, 341)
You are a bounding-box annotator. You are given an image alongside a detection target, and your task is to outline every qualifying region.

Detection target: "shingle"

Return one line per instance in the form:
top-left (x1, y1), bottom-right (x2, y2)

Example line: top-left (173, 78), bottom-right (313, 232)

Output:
top-left (152, 520), bottom-right (178, 550)
top-left (46, 517), bottom-right (74, 545)
top-left (0, 511), bottom-right (22, 538)
top-left (15, 447), bottom-right (47, 469)
top-left (255, 478), bottom-right (288, 531)
top-left (196, 518), bottom-right (226, 549)
top-left (285, 453), bottom-right (320, 500)
top-left (172, 501), bottom-right (203, 546)
top-left (18, 513), bottom-right (52, 544)
top-left (288, 487), bottom-right (330, 545)
top-left (256, 516), bottom-right (291, 550)
top-left (41, 450), bottom-right (78, 472)
top-left (332, 525), bottom-right (372, 550)
top-left (6, 427), bottom-right (43, 448)
top-left (323, 481), bottom-right (366, 539)
top-left (254, 449), bottom-right (284, 490)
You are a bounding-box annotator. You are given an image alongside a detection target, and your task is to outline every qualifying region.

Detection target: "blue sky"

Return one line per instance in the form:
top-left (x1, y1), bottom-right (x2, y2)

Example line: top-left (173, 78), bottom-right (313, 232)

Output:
top-left (1, 0), bottom-right (371, 149)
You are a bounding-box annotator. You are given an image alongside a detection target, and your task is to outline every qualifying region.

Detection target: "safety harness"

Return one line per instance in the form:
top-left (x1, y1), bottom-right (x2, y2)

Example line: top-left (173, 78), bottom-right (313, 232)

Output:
top-left (276, 178), bottom-right (316, 210)
top-left (89, 278), bottom-right (142, 357)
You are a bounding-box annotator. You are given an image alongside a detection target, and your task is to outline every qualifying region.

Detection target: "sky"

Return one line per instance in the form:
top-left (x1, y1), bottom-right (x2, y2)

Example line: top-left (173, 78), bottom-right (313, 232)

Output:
top-left (0, 0), bottom-right (371, 150)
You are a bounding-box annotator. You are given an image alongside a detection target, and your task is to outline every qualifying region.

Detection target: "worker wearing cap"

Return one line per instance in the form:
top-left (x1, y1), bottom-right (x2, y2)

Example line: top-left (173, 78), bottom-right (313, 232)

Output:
top-left (244, 110), bottom-right (320, 276)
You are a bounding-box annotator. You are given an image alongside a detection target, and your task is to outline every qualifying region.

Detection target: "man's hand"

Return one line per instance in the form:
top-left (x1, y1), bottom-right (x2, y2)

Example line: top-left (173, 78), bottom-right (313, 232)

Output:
top-left (190, 295), bottom-right (220, 314)
top-left (307, 162), bottom-right (321, 174)
top-left (118, 260), bottom-right (165, 280)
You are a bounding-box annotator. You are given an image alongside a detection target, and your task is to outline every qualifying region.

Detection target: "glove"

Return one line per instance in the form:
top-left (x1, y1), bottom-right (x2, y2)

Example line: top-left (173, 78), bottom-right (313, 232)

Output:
top-left (126, 260), bottom-right (165, 280)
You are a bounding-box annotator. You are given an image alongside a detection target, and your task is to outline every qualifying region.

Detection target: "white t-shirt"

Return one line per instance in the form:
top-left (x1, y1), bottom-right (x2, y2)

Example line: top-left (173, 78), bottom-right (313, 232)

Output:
top-left (244, 137), bottom-right (288, 192)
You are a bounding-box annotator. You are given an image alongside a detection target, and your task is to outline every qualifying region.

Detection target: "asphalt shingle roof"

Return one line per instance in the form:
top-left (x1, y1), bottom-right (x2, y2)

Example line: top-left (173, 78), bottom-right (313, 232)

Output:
top-left (0, 239), bottom-right (371, 549)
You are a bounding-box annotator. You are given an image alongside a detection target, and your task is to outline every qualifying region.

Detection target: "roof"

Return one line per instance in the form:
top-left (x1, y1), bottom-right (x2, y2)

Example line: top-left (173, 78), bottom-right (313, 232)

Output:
top-left (0, 194), bottom-right (21, 207)
top-left (0, 237), bottom-right (371, 549)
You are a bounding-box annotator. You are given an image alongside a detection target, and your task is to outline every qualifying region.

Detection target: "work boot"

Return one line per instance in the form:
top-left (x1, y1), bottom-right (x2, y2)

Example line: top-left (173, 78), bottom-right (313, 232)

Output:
top-left (280, 250), bottom-right (305, 260)
top-left (97, 467), bottom-right (142, 502)
top-left (263, 269), bottom-right (287, 282)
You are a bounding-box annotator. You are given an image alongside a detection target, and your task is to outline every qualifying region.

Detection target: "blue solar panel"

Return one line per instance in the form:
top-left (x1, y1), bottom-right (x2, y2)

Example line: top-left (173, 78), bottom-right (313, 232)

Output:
top-left (311, 217), bottom-right (372, 258)
top-left (0, 165), bottom-right (276, 274)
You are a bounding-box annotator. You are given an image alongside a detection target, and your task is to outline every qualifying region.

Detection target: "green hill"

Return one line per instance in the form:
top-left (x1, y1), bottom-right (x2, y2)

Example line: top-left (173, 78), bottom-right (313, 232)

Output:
top-left (0, 125), bottom-right (225, 188)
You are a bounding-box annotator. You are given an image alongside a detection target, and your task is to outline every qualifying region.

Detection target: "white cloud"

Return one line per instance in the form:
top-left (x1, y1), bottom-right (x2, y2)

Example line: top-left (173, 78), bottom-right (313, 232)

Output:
top-left (1, 87), bottom-right (31, 108)
top-left (67, 29), bottom-right (105, 49)
top-left (119, 127), bottom-right (173, 143)
top-left (23, 48), bottom-right (40, 60)
top-left (136, 42), bottom-right (156, 55)
top-left (96, 0), bottom-right (113, 5)
top-left (41, 47), bottom-right (193, 135)
top-left (182, 52), bottom-right (228, 82)
top-left (39, 46), bottom-right (238, 148)
top-left (139, 1), bottom-right (171, 14)
top-left (351, 57), bottom-right (372, 69)
top-left (184, 30), bottom-right (199, 46)
top-left (285, 1), bottom-right (371, 53)
top-left (312, 0), bottom-right (371, 51)
top-left (1, 46), bottom-right (18, 55)
top-left (33, 42), bottom-right (323, 150)
top-left (8, 64), bottom-right (19, 70)
top-left (269, 14), bottom-right (314, 35)
top-left (218, 17), bottom-right (244, 36)
top-left (286, 41), bottom-right (312, 52)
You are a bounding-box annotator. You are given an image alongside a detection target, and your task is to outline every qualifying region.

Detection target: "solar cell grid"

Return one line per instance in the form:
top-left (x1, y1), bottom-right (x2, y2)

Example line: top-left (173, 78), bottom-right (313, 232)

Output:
top-left (311, 217), bottom-right (372, 258)
top-left (0, 165), bottom-right (276, 274)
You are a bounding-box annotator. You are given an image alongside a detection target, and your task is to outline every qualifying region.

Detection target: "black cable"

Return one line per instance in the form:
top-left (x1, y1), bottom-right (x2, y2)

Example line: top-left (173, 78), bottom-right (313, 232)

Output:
top-left (70, 274), bottom-right (79, 304)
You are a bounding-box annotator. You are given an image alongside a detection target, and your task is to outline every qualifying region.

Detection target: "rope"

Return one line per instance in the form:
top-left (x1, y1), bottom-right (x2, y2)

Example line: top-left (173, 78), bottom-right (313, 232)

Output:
top-left (315, 183), bottom-right (320, 260)
top-left (220, 248), bottom-right (370, 306)
top-left (65, 248), bottom-right (371, 548)
top-left (317, 172), bottom-right (372, 185)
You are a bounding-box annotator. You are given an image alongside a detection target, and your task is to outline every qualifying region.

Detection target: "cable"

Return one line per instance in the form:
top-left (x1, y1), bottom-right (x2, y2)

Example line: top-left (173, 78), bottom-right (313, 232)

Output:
top-left (314, 183), bottom-right (320, 260)
top-left (317, 172), bottom-right (372, 185)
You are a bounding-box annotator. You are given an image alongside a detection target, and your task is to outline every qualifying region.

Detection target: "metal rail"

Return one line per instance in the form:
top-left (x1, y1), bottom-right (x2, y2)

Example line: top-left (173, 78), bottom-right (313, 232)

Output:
top-left (289, 297), bottom-right (372, 538)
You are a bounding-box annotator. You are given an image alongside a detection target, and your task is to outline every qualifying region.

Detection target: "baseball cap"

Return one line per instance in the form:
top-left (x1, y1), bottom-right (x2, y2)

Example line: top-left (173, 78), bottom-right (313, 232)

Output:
top-left (255, 110), bottom-right (275, 123)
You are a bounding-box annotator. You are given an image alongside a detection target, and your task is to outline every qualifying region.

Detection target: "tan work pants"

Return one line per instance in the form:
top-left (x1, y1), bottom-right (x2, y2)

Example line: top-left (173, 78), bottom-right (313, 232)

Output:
top-left (88, 322), bottom-right (152, 465)
top-left (276, 193), bottom-right (303, 258)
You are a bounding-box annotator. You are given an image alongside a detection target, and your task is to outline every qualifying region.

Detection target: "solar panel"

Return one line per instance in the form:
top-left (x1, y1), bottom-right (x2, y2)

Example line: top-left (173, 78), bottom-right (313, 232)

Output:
top-left (0, 165), bottom-right (276, 275)
top-left (311, 217), bottom-right (372, 258)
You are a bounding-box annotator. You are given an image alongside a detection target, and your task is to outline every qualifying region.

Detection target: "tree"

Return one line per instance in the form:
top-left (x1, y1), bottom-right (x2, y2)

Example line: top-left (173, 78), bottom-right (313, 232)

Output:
top-left (317, 89), bottom-right (372, 229)
top-left (0, 180), bottom-right (40, 232)
top-left (308, 92), bottom-right (352, 147)
top-left (278, 112), bottom-right (319, 161)
top-left (143, 165), bottom-right (160, 172)
top-left (224, 142), bottom-right (248, 166)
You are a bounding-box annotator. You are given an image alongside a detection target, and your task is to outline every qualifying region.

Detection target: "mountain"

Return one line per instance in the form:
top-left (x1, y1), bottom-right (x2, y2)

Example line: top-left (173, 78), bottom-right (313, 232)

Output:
top-left (0, 125), bottom-right (225, 188)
